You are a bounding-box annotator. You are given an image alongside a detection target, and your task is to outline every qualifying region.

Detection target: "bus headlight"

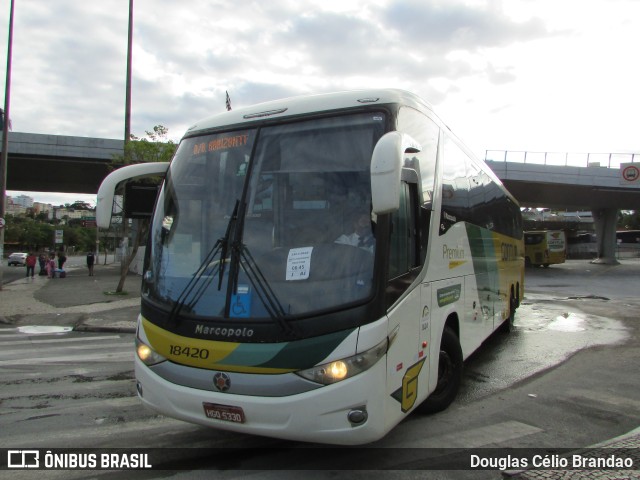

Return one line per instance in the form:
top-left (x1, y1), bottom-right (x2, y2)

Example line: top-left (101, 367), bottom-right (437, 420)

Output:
top-left (135, 337), bottom-right (167, 366)
top-left (295, 338), bottom-right (388, 385)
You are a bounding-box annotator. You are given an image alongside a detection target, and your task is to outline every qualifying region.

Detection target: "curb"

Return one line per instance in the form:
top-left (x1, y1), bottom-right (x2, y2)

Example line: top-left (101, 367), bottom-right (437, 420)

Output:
top-left (74, 324), bottom-right (137, 334)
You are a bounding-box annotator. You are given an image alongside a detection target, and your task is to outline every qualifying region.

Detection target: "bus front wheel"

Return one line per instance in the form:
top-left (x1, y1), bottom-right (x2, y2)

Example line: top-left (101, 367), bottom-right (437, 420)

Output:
top-left (500, 293), bottom-right (517, 333)
top-left (419, 326), bottom-right (463, 414)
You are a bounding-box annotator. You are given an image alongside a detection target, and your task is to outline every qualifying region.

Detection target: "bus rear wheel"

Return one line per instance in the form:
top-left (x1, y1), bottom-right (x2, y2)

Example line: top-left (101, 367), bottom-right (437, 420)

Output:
top-left (419, 326), bottom-right (463, 414)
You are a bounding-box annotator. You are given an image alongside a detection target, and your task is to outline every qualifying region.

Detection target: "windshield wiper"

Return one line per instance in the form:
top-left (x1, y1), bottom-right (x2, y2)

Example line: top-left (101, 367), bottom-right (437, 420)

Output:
top-left (165, 196), bottom-right (295, 337)
top-left (235, 242), bottom-right (294, 336)
top-left (168, 201), bottom-right (239, 324)
top-left (217, 200), bottom-right (239, 291)
top-left (223, 199), bottom-right (295, 337)
top-left (167, 239), bottom-right (223, 324)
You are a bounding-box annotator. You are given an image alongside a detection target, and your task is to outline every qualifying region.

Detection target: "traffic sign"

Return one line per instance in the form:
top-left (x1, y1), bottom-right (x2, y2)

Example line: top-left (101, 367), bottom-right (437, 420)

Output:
top-left (621, 163), bottom-right (640, 184)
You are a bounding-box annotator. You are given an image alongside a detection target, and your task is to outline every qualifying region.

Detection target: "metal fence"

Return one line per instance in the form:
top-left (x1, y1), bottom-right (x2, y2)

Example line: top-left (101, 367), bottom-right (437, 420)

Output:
top-left (485, 150), bottom-right (640, 169)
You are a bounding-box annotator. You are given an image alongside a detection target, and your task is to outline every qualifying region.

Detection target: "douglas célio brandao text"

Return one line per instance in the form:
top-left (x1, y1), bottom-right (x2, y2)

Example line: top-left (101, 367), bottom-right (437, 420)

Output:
top-left (470, 453), bottom-right (634, 471)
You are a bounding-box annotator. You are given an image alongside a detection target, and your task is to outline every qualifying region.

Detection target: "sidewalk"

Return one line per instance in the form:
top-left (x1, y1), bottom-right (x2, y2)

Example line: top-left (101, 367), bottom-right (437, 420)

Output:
top-left (0, 259), bottom-right (140, 333)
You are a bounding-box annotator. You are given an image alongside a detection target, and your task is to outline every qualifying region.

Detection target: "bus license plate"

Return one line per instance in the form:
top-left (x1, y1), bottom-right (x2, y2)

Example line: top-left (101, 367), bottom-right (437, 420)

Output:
top-left (203, 402), bottom-right (246, 423)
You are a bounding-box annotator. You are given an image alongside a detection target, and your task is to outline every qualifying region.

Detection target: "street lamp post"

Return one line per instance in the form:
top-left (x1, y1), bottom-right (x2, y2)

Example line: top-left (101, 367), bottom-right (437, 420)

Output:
top-left (118, 0), bottom-right (134, 281)
top-left (124, 0), bottom-right (133, 145)
top-left (0, 0), bottom-right (15, 290)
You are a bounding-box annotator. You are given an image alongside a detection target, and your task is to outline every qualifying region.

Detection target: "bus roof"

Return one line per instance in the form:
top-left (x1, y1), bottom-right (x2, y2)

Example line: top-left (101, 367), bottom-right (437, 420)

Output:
top-left (185, 89), bottom-right (435, 136)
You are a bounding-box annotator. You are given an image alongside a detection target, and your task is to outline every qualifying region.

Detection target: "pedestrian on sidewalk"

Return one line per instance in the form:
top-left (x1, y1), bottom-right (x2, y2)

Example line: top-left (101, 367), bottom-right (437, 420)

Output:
top-left (87, 251), bottom-right (95, 276)
top-left (38, 253), bottom-right (47, 276)
top-left (25, 252), bottom-right (37, 278)
top-left (47, 253), bottom-right (57, 279)
top-left (58, 249), bottom-right (67, 270)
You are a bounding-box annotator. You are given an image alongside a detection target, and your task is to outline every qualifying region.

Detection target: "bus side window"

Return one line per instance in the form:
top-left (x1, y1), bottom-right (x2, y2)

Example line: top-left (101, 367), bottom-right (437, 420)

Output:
top-left (388, 182), bottom-right (421, 279)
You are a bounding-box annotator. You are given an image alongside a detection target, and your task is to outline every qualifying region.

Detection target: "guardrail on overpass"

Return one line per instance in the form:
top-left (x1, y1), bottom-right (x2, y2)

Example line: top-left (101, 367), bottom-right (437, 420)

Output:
top-left (485, 150), bottom-right (640, 169)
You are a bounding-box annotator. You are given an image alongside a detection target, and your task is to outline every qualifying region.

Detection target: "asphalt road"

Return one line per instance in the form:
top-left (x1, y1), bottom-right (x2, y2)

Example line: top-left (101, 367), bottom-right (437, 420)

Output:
top-left (1, 259), bottom-right (639, 479)
top-left (1, 263), bottom-right (29, 284)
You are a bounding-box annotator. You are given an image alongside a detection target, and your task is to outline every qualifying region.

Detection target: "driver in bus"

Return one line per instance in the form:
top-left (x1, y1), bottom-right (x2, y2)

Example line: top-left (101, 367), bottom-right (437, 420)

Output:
top-left (335, 213), bottom-right (375, 252)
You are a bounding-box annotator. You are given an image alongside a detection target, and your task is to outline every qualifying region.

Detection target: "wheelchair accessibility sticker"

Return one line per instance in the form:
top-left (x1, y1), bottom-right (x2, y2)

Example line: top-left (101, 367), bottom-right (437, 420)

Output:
top-left (230, 284), bottom-right (251, 318)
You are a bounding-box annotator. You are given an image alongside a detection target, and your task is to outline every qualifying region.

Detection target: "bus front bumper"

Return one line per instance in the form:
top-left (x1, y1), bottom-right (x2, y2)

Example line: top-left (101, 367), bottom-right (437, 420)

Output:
top-left (134, 355), bottom-right (389, 445)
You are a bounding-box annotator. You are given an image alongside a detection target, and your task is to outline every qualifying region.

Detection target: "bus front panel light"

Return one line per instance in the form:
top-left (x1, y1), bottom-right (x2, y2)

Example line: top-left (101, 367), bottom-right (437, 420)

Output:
top-left (295, 338), bottom-right (388, 385)
top-left (135, 337), bottom-right (167, 366)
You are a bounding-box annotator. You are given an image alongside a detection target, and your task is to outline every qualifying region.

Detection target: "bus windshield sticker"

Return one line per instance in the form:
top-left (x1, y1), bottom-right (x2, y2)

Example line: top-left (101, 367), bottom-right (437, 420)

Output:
top-left (230, 284), bottom-right (251, 318)
top-left (286, 247), bottom-right (313, 281)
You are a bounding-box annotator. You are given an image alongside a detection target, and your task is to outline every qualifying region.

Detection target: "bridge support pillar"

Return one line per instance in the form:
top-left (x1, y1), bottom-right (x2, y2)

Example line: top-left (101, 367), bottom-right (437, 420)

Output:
top-left (591, 208), bottom-right (619, 265)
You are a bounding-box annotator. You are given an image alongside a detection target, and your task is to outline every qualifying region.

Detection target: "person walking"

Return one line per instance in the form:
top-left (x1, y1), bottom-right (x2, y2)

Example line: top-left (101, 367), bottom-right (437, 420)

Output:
top-left (38, 253), bottom-right (47, 276)
top-left (86, 251), bottom-right (95, 276)
top-left (47, 253), bottom-right (56, 279)
top-left (25, 252), bottom-right (37, 278)
top-left (57, 250), bottom-right (67, 270)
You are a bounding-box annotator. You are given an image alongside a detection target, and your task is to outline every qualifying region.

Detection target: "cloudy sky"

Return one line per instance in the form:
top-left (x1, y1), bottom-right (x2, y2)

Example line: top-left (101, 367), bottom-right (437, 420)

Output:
top-left (2, 0), bottom-right (639, 206)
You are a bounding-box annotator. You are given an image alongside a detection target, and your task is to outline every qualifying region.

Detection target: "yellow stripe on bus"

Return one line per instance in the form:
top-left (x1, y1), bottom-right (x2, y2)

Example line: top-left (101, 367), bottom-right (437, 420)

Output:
top-left (141, 318), bottom-right (295, 374)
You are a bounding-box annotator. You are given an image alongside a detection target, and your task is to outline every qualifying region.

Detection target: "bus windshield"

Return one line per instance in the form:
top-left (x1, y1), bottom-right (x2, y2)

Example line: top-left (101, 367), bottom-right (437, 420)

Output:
top-left (144, 112), bottom-right (386, 322)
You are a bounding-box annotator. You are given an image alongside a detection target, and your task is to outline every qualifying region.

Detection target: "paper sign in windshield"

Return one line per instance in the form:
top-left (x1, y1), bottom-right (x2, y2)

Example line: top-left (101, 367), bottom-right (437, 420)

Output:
top-left (286, 247), bottom-right (313, 281)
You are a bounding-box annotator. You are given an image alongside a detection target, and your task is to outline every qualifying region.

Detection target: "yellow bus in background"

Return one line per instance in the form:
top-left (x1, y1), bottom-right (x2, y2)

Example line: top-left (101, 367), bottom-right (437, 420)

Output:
top-left (524, 230), bottom-right (566, 267)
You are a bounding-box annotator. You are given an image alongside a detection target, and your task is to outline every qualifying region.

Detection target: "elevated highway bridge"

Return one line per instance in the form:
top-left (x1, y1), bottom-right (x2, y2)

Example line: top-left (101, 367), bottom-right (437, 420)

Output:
top-left (1, 133), bottom-right (639, 264)
top-left (485, 150), bottom-right (640, 264)
top-left (2, 132), bottom-right (121, 193)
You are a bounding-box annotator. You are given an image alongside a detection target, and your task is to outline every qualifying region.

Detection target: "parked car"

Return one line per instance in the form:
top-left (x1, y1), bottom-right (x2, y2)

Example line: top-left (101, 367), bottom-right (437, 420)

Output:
top-left (8, 252), bottom-right (28, 266)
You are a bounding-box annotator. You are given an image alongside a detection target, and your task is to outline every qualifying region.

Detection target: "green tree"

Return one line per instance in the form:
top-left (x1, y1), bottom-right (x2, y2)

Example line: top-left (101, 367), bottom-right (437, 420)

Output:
top-left (618, 210), bottom-right (639, 230)
top-left (62, 225), bottom-right (96, 252)
top-left (109, 125), bottom-right (174, 293)
top-left (4, 215), bottom-right (54, 251)
top-left (67, 201), bottom-right (94, 210)
top-left (111, 124), bottom-right (176, 167)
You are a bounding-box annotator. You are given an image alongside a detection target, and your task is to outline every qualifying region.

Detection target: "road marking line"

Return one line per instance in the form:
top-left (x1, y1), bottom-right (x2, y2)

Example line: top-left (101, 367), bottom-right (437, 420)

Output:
top-left (0, 352), bottom-right (135, 366)
top-left (0, 335), bottom-right (123, 345)
top-left (398, 420), bottom-right (543, 448)
top-left (564, 388), bottom-right (640, 412)
top-left (0, 342), bottom-right (131, 356)
top-left (2, 416), bottom-right (187, 446)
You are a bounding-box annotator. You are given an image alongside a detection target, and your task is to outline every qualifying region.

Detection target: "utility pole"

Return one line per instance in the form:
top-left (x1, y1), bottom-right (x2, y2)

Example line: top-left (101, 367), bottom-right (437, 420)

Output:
top-left (124, 0), bottom-right (133, 146)
top-left (0, 0), bottom-right (15, 290)
top-left (119, 0), bottom-right (134, 284)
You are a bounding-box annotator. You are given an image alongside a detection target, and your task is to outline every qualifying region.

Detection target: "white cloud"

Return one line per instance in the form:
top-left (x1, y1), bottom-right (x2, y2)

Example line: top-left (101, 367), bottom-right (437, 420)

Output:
top-left (0, 0), bottom-right (639, 205)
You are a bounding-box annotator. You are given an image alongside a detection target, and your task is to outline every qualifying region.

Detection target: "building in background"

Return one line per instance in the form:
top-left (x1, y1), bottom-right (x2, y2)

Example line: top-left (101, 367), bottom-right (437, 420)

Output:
top-left (11, 194), bottom-right (34, 208)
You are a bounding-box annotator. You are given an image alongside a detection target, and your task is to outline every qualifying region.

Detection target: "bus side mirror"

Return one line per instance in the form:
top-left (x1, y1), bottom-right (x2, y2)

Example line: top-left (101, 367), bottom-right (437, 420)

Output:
top-left (96, 162), bottom-right (169, 228)
top-left (370, 132), bottom-right (421, 215)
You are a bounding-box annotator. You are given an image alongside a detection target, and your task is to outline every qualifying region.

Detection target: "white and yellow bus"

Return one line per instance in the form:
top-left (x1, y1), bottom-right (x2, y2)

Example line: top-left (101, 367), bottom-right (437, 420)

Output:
top-left (97, 89), bottom-right (524, 445)
top-left (524, 230), bottom-right (566, 267)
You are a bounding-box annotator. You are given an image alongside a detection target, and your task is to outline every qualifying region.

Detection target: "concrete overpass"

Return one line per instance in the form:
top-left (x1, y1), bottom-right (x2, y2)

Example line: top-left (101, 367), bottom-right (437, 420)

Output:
top-left (1, 132), bottom-right (122, 193)
top-left (2, 133), bottom-right (640, 263)
top-left (486, 150), bottom-right (640, 264)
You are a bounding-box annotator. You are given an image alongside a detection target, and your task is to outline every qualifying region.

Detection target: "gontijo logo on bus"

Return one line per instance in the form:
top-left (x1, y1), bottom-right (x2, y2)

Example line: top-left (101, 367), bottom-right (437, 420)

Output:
top-left (193, 134), bottom-right (249, 154)
top-left (547, 232), bottom-right (565, 251)
top-left (501, 242), bottom-right (519, 261)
